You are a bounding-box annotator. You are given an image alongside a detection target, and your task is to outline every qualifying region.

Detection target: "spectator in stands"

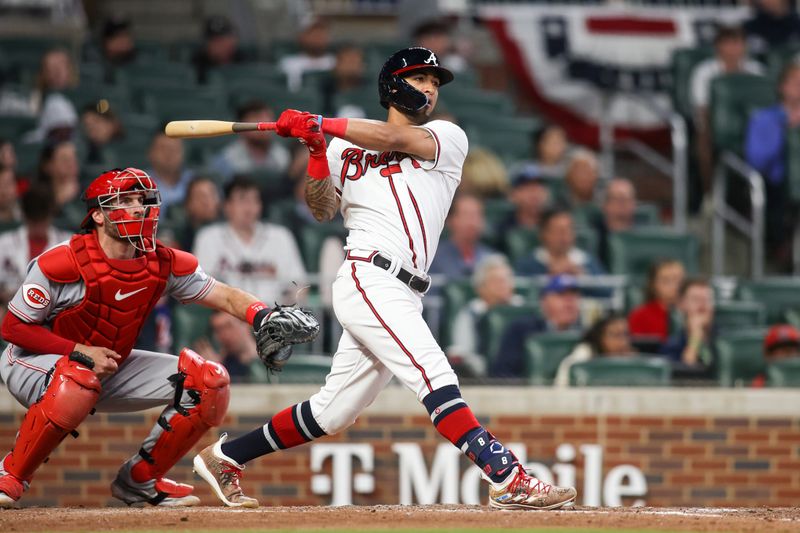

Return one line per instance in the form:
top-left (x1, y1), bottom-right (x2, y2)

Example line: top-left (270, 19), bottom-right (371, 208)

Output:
top-left (101, 17), bottom-right (137, 67)
top-left (460, 146), bottom-right (509, 199)
top-left (745, 0), bottom-right (800, 56)
top-left (0, 166), bottom-right (20, 224)
top-left (430, 192), bottom-right (497, 278)
top-left (498, 165), bottom-right (550, 235)
top-left (146, 131), bottom-right (194, 217)
top-left (593, 177), bottom-right (637, 268)
top-left (691, 25), bottom-right (763, 190)
top-left (752, 324), bottom-right (800, 387)
top-left (176, 176), bottom-right (221, 251)
top-left (79, 103), bottom-right (123, 166)
top-left (24, 48), bottom-right (78, 143)
top-left (0, 183), bottom-right (69, 297)
top-left (412, 20), bottom-right (469, 73)
top-left (563, 149), bottom-right (599, 208)
top-left (628, 259), bottom-right (686, 344)
top-left (447, 255), bottom-right (524, 377)
top-left (515, 206), bottom-right (605, 276)
top-left (0, 139), bottom-right (16, 172)
top-left (211, 101), bottom-right (291, 182)
top-left (532, 123), bottom-right (570, 178)
top-left (491, 274), bottom-right (582, 378)
top-left (320, 43), bottom-right (369, 117)
top-left (192, 176), bottom-right (306, 304)
top-left (658, 278), bottom-right (717, 378)
top-left (280, 17), bottom-right (335, 92)
top-left (555, 312), bottom-right (635, 387)
top-left (37, 140), bottom-right (82, 229)
top-left (194, 311), bottom-right (267, 383)
top-left (745, 62), bottom-right (800, 256)
top-left (193, 15), bottom-right (245, 84)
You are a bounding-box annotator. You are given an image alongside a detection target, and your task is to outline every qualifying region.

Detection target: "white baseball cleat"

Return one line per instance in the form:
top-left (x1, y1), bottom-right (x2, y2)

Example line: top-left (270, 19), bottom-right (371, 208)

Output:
top-left (193, 433), bottom-right (259, 508)
top-left (488, 465), bottom-right (577, 510)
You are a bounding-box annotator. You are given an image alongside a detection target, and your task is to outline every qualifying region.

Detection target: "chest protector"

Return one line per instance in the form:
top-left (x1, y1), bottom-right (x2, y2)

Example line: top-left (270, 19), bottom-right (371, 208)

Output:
top-left (38, 233), bottom-right (190, 359)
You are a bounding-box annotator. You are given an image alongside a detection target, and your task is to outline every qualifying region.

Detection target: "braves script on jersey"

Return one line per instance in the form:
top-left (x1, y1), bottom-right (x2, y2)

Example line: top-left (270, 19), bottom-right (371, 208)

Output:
top-left (327, 119), bottom-right (468, 275)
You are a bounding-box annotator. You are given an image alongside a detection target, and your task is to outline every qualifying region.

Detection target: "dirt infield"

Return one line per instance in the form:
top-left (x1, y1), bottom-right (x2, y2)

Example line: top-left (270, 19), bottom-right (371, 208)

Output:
top-left (1, 505), bottom-right (799, 532)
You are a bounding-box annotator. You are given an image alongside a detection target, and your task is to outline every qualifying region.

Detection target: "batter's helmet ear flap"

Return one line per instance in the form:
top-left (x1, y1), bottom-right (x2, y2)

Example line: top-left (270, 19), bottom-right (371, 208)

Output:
top-left (378, 74), bottom-right (429, 113)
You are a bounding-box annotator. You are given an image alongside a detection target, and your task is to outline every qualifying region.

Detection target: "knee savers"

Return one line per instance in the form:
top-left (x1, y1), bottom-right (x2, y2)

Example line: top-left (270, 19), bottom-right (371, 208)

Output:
top-left (174, 347), bottom-right (230, 426)
top-left (7, 358), bottom-right (101, 481)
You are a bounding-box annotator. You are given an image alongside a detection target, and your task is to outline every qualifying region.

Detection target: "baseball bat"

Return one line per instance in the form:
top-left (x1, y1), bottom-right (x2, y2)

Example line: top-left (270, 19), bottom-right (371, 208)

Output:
top-left (164, 120), bottom-right (277, 138)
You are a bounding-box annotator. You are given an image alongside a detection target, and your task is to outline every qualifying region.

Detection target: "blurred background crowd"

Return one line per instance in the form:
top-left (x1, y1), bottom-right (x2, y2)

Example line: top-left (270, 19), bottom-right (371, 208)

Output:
top-left (1, 0), bottom-right (800, 388)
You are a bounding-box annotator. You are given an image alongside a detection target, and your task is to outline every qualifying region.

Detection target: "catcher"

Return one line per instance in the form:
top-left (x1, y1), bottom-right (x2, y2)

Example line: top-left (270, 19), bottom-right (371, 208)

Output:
top-left (0, 167), bottom-right (318, 507)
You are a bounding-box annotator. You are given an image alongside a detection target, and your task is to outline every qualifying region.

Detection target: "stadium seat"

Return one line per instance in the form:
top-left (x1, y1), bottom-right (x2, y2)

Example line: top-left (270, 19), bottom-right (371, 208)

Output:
top-left (332, 89), bottom-right (386, 120)
top-left (439, 279), bottom-right (476, 349)
top-left (505, 227), bottom-right (539, 264)
top-left (524, 331), bottom-right (582, 385)
top-left (300, 223), bottom-right (348, 272)
top-left (14, 142), bottom-right (43, 176)
top-left (121, 61), bottom-right (199, 89)
top-left (480, 305), bottom-right (538, 366)
top-left (62, 85), bottom-right (134, 114)
top-left (211, 63), bottom-right (288, 91)
top-left (228, 82), bottom-right (321, 115)
top-left (766, 358), bottom-right (800, 388)
top-left (0, 115), bottom-right (36, 139)
top-left (568, 357), bottom-right (671, 387)
top-left (171, 304), bottom-right (214, 353)
top-left (142, 86), bottom-right (229, 122)
top-left (670, 47), bottom-right (714, 119)
top-left (274, 354), bottom-right (332, 384)
top-left (442, 86), bottom-right (514, 115)
top-left (710, 73), bottom-right (776, 153)
top-left (765, 44), bottom-right (800, 83)
top-left (714, 301), bottom-right (765, 331)
top-left (787, 126), bottom-right (800, 203)
top-left (0, 220), bottom-right (21, 233)
top-left (608, 228), bottom-right (698, 276)
top-left (482, 198), bottom-right (515, 248)
top-left (737, 278), bottom-right (800, 323)
top-left (266, 199), bottom-right (297, 227)
top-left (634, 202), bottom-right (661, 226)
top-left (714, 329), bottom-right (768, 387)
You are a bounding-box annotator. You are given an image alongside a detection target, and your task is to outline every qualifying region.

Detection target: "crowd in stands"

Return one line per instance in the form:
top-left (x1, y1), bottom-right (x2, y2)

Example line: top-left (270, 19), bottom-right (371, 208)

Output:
top-left (1, 6), bottom-right (800, 387)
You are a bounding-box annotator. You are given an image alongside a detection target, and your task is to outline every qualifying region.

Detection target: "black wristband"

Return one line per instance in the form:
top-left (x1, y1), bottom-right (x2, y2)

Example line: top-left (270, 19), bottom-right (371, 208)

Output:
top-left (253, 308), bottom-right (271, 331)
top-left (69, 350), bottom-right (95, 369)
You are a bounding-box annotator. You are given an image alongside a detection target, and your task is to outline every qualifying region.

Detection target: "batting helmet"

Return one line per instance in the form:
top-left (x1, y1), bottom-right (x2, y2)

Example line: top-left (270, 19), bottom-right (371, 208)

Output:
top-left (378, 47), bottom-right (454, 113)
top-left (81, 167), bottom-right (161, 252)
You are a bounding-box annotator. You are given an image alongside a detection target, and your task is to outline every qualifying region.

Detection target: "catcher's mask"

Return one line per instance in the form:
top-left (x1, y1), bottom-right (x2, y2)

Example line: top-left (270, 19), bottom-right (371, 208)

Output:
top-left (378, 46), bottom-right (454, 114)
top-left (80, 167), bottom-right (161, 252)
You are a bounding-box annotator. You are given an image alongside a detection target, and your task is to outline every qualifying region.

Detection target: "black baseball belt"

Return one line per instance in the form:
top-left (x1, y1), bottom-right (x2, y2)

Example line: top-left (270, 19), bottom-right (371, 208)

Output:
top-left (348, 251), bottom-right (431, 294)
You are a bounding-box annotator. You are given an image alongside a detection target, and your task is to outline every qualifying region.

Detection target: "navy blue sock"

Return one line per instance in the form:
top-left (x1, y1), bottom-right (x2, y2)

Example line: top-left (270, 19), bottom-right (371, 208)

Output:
top-left (220, 427), bottom-right (275, 465)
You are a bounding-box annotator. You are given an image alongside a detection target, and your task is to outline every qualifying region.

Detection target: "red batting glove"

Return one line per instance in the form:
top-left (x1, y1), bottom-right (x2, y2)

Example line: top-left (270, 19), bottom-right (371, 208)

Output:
top-left (276, 109), bottom-right (312, 137)
top-left (299, 130), bottom-right (329, 180)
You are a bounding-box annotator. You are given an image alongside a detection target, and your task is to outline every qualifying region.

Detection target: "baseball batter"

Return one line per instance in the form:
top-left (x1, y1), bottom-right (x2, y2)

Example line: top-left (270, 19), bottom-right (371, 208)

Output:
top-left (0, 168), bottom-right (318, 507)
top-left (194, 47), bottom-right (577, 510)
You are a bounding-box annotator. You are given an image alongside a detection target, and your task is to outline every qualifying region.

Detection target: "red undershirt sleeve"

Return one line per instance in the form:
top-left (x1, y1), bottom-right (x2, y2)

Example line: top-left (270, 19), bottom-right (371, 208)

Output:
top-left (1, 311), bottom-right (75, 356)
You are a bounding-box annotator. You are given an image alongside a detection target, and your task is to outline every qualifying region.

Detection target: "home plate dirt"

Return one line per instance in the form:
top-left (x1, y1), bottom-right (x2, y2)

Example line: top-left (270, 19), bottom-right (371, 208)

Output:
top-left (1, 505), bottom-right (799, 532)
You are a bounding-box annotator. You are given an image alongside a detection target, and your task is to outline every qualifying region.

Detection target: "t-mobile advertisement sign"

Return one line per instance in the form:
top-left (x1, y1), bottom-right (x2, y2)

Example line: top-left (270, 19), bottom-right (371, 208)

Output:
top-left (309, 442), bottom-right (647, 507)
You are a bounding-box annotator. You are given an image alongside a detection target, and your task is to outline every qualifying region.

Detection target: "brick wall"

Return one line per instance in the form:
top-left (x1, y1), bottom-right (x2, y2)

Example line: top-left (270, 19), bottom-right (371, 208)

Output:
top-left (1, 387), bottom-right (799, 507)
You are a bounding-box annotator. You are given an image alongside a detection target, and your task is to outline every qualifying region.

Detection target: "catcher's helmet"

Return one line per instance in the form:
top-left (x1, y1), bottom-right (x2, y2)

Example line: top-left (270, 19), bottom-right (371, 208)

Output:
top-left (81, 167), bottom-right (161, 252)
top-left (378, 47), bottom-right (454, 113)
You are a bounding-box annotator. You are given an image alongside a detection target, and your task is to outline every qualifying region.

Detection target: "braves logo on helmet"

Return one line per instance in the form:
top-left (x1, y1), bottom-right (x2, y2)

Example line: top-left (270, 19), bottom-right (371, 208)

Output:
top-left (81, 168), bottom-right (161, 252)
top-left (378, 47), bottom-right (454, 113)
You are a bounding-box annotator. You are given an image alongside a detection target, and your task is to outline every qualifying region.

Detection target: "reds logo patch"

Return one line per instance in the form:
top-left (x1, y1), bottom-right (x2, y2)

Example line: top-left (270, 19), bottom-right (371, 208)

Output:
top-left (22, 283), bottom-right (51, 309)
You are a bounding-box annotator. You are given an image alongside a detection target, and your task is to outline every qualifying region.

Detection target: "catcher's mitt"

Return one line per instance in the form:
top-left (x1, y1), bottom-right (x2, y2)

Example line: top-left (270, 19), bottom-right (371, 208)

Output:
top-left (254, 305), bottom-right (320, 372)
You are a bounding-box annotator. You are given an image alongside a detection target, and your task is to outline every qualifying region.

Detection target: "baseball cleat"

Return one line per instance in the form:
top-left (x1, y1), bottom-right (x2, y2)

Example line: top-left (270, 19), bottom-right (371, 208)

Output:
top-left (111, 462), bottom-right (200, 507)
top-left (0, 473), bottom-right (24, 508)
top-left (488, 466), bottom-right (577, 511)
top-left (193, 433), bottom-right (259, 508)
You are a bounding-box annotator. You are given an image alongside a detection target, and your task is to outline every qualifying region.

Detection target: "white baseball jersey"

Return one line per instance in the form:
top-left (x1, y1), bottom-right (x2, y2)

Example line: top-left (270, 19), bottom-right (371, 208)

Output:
top-left (326, 119), bottom-right (469, 275)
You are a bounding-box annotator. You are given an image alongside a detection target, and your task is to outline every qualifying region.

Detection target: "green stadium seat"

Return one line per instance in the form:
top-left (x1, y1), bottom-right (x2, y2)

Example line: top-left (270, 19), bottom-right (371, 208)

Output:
top-left (670, 47), bottom-right (714, 119)
top-left (332, 88), bottom-right (386, 120)
top-left (737, 278), bottom-right (800, 323)
top-left (714, 329), bottom-right (768, 387)
top-left (107, 135), bottom-right (152, 169)
top-left (0, 115), bottom-right (36, 139)
top-left (442, 86), bottom-right (514, 115)
top-left (766, 358), bottom-right (800, 387)
top-left (710, 73), bottom-right (776, 153)
top-left (15, 142), bottom-right (43, 176)
top-left (121, 61), bottom-right (198, 88)
top-left (714, 301), bottom-right (766, 331)
top-left (275, 354), bottom-right (332, 384)
top-left (480, 305), bottom-right (537, 365)
top-left (266, 199), bottom-right (297, 227)
top-left (786, 126), bottom-right (800, 203)
top-left (212, 63), bottom-right (288, 91)
top-left (608, 228), bottom-right (698, 276)
top-left (439, 279), bottom-right (475, 348)
top-left (634, 202), bottom-right (661, 226)
top-left (300, 223), bottom-right (347, 272)
top-left (524, 331), bottom-right (582, 385)
top-left (172, 304), bottom-right (214, 352)
top-left (228, 83), bottom-right (321, 115)
top-left (765, 44), bottom-right (800, 83)
top-left (569, 357), bottom-right (671, 387)
top-left (0, 220), bottom-right (21, 233)
top-left (144, 92), bottom-right (231, 122)
top-left (62, 85), bottom-right (134, 114)
top-left (505, 227), bottom-right (538, 264)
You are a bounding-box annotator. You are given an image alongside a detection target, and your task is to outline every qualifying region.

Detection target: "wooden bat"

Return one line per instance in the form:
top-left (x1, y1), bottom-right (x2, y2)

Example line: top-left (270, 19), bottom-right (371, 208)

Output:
top-left (164, 120), bottom-right (277, 138)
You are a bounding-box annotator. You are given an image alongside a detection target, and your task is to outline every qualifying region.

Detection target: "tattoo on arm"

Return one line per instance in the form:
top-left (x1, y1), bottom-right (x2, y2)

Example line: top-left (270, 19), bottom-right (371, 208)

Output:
top-left (304, 176), bottom-right (339, 222)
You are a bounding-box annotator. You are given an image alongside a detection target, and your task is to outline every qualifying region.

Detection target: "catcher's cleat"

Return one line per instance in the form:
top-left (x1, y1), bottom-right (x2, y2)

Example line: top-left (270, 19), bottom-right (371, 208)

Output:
top-left (0, 473), bottom-right (24, 508)
top-left (488, 465), bottom-right (577, 511)
top-left (111, 462), bottom-right (200, 507)
top-left (193, 433), bottom-right (259, 508)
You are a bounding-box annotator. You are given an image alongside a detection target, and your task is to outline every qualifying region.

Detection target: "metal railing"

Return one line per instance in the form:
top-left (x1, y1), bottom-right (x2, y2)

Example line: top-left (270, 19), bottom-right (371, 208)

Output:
top-left (599, 92), bottom-right (689, 233)
top-left (711, 151), bottom-right (765, 280)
